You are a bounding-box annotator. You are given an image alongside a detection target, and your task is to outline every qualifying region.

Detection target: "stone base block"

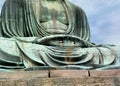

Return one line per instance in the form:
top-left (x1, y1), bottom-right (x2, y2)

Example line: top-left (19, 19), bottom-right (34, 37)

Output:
top-left (90, 69), bottom-right (120, 77)
top-left (0, 70), bottom-right (120, 86)
top-left (0, 71), bottom-right (48, 80)
top-left (50, 70), bottom-right (89, 78)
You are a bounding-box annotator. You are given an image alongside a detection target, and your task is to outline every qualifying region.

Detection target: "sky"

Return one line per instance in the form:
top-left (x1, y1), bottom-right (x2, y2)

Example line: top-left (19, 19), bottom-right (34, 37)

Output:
top-left (0, 0), bottom-right (120, 45)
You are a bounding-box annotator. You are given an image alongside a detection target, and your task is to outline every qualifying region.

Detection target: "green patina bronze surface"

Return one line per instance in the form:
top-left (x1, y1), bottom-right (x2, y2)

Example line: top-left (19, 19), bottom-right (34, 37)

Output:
top-left (0, 0), bottom-right (120, 71)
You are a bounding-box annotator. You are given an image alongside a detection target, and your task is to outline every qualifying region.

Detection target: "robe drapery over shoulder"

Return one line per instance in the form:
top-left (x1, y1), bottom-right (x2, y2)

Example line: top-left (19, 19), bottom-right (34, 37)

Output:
top-left (0, 0), bottom-right (90, 41)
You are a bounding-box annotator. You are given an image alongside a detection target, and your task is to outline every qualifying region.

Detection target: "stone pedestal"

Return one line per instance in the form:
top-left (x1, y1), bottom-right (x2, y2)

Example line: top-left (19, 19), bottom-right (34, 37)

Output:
top-left (0, 70), bottom-right (120, 86)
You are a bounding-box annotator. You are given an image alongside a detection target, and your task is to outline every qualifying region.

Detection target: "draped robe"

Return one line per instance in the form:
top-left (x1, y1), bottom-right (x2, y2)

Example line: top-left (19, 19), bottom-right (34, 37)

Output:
top-left (1, 0), bottom-right (90, 40)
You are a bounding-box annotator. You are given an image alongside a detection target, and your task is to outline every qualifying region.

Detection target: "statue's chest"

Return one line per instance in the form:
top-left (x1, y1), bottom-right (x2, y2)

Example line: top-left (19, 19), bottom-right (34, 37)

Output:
top-left (32, 0), bottom-right (68, 34)
top-left (39, 0), bottom-right (68, 24)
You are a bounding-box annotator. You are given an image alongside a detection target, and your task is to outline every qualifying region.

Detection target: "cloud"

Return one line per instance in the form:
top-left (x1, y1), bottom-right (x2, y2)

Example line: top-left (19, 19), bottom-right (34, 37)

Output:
top-left (70, 0), bottom-right (120, 45)
top-left (0, 1), bottom-right (5, 12)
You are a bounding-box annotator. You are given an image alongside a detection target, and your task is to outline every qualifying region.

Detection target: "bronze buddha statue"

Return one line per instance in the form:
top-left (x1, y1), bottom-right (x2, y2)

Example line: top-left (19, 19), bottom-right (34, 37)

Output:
top-left (0, 0), bottom-right (120, 71)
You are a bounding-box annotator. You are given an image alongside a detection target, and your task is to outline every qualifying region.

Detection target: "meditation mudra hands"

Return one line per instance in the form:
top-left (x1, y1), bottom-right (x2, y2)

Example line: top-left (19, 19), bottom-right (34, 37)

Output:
top-left (15, 35), bottom-right (95, 47)
top-left (36, 35), bottom-right (95, 47)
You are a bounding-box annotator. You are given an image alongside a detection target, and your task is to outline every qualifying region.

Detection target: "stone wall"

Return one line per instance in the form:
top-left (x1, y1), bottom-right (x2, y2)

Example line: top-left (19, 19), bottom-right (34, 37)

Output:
top-left (0, 70), bottom-right (120, 86)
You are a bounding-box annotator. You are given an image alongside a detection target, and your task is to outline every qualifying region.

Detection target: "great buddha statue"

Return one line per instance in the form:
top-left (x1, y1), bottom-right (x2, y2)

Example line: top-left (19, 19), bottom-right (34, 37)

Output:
top-left (0, 0), bottom-right (120, 71)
